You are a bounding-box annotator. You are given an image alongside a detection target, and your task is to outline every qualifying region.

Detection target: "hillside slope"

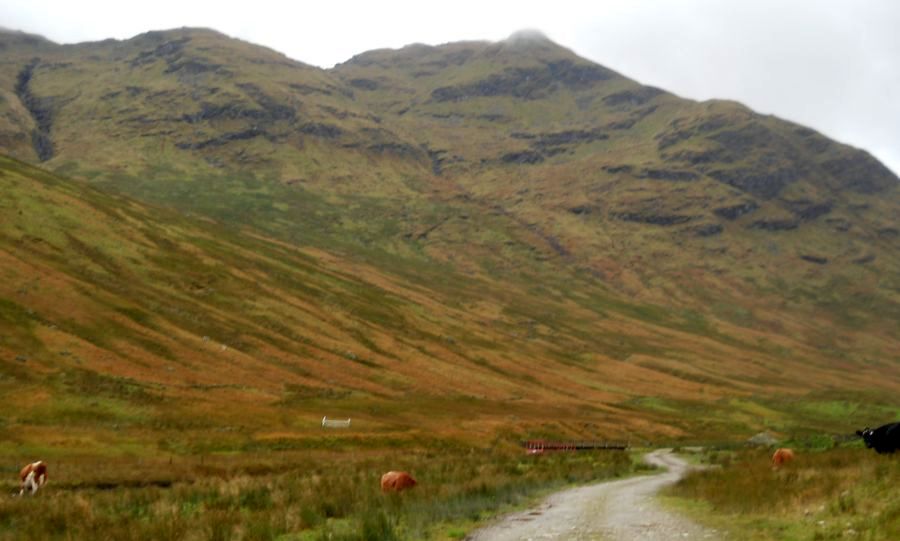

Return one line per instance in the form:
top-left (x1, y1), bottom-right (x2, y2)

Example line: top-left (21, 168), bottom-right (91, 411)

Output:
top-left (0, 28), bottom-right (898, 449)
top-left (2, 28), bottom-right (896, 313)
top-left (3, 153), bottom-right (897, 449)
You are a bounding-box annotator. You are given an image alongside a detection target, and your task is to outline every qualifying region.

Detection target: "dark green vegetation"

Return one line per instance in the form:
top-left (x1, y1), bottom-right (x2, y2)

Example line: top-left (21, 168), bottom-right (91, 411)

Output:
top-left (667, 445), bottom-right (900, 540)
top-left (0, 24), bottom-right (898, 539)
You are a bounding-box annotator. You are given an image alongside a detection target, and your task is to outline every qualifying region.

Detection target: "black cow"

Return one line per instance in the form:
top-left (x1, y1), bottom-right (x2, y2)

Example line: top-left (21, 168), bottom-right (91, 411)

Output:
top-left (856, 422), bottom-right (900, 454)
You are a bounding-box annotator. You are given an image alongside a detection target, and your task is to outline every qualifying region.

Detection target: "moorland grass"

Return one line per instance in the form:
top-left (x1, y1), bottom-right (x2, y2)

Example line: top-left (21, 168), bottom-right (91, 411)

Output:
top-left (666, 446), bottom-right (900, 540)
top-left (0, 445), bottom-right (637, 540)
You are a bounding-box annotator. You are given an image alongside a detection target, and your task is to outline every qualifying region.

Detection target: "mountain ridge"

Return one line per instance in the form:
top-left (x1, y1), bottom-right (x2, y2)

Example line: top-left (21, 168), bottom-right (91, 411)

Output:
top-left (0, 26), bottom-right (897, 446)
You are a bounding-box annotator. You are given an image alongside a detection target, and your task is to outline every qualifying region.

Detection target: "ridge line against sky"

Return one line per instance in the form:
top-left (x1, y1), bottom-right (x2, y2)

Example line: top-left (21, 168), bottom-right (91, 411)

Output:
top-left (1, 0), bottom-right (898, 176)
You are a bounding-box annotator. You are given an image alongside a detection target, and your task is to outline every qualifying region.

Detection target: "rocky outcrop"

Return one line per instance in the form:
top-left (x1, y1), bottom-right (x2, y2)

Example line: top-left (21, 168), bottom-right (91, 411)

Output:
top-left (656, 114), bottom-right (731, 150)
top-left (348, 78), bottom-right (379, 91)
top-left (164, 59), bottom-right (224, 75)
top-left (101, 86), bottom-right (146, 100)
top-left (367, 141), bottom-right (423, 159)
top-left (14, 59), bottom-right (53, 161)
top-left (800, 254), bottom-right (828, 264)
top-left (793, 126), bottom-right (833, 154)
top-left (130, 37), bottom-right (190, 68)
top-left (708, 124), bottom-right (773, 154)
top-left (602, 165), bottom-right (633, 175)
top-left (568, 205), bottom-right (595, 215)
top-left (131, 37), bottom-right (232, 79)
top-left (714, 201), bottom-right (759, 220)
top-left (820, 153), bottom-right (897, 194)
top-left (501, 150), bottom-right (544, 164)
top-left (825, 218), bottom-right (852, 232)
top-left (426, 147), bottom-right (447, 175)
top-left (656, 116), bottom-right (823, 199)
top-left (748, 218), bottom-right (799, 231)
top-left (708, 167), bottom-right (802, 199)
top-left (606, 105), bottom-right (658, 130)
top-left (662, 148), bottom-right (727, 165)
top-left (289, 83), bottom-right (353, 99)
top-left (785, 199), bottom-right (833, 221)
top-left (475, 113), bottom-right (509, 122)
top-left (602, 87), bottom-right (663, 108)
top-left (176, 128), bottom-right (268, 150)
top-left (298, 123), bottom-right (342, 139)
top-left (236, 83), bottom-right (295, 119)
top-left (689, 223), bottom-right (724, 237)
top-left (181, 101), bottom-right (291, 123)
top-left (613, 212), bottom-right (695, 226)
top-left (504, 128), bottom-right (608, 163)
top-left (432, 59), bottom-right (614, 102)
top-left (532, 128), bottom-right (608, 150)
top-left (181, 85), bottom-right (296, 126)
top-left (637, 168), bottom-right (699, 182)
top-left (657, 112), bottom-right (898, 202)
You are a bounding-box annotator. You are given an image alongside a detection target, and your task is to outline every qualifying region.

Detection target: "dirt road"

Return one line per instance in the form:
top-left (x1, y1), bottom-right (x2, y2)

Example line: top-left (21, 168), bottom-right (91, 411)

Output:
top-left (465, 449), bottom-right (719, 541)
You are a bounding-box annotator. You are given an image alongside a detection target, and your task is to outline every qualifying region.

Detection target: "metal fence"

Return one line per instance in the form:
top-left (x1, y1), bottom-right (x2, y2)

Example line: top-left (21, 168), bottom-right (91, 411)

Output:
top-left (522, 440), bottom-right (628, 453)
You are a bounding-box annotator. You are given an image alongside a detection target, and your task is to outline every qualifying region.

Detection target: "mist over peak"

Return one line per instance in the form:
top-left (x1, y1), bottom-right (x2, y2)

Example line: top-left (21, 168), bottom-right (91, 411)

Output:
top-left (494, 28), bottom-right (575, 58)
top-left (505, 28), bottom-right (552, 44)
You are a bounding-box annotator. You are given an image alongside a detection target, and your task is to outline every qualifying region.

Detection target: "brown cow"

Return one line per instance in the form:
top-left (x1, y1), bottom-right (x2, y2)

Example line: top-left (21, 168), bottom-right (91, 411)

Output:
top-left (771, 448), bottom-right (795, 467)
top-left (380, 471), bottom-right (417, 493)
top-left (18, 461), bottom-right (48, 496)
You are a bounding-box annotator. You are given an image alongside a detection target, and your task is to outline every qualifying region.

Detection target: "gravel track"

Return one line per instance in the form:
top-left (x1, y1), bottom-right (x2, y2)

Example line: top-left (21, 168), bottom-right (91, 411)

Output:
top-left (465, 449), bottom-right (720, 541)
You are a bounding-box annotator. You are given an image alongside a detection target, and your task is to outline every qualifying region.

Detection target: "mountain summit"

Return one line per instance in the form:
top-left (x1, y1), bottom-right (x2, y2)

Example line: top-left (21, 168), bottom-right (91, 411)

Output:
top-left (505, 28), bottom-right (554, 43)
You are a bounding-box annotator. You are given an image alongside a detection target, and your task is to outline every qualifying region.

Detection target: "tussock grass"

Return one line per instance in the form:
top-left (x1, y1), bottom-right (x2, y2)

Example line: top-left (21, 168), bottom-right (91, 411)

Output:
top-left (666, 447), bottom-right (900, 540)
top-left (0, 446), bottom-right (635, 540)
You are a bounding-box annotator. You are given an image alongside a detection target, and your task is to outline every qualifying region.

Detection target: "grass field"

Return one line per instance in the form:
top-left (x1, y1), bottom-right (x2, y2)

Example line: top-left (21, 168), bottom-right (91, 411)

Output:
top-left (665, 444), bottom-right (900, 540)
top-left (0, 445), bottom-right (640, 540)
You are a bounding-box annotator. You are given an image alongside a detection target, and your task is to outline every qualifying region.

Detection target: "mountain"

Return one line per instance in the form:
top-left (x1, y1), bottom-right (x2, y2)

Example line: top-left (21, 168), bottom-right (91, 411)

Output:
top-left (0, 27), bottom-right (898, 448)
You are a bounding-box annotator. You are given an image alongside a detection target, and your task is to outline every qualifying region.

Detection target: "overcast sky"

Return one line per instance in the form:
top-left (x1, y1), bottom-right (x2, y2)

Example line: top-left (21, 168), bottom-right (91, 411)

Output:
top-left (2, 0), bottom-right (898, 176)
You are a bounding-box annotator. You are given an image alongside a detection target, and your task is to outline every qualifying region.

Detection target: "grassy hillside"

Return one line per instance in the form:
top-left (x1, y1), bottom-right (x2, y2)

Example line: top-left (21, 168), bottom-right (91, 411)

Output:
top-left (1, 28), bottom-right (895, 327)
top-left (333, 33), bottom-right (900, 332)
top-left (2, 154), bottom-right (898, 457)
top-left (0, 27), bottom-right (898, 453)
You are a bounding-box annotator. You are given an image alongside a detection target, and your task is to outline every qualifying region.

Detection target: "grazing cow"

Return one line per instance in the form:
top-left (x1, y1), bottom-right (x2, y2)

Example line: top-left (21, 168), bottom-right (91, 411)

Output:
top-left (18, 461), bottom-right (48, 496)
top-left (380, 471), bottom-right (417, 493)
top-left (856, 422), bottom-right (900, 454)
top-left (771, 448), bottom-right (795, 467)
